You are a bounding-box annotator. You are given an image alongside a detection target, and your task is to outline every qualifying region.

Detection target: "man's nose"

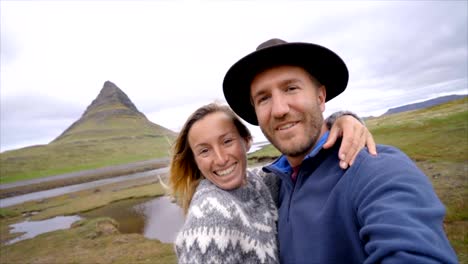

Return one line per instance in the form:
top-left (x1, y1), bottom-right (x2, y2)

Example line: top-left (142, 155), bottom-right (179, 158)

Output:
top-left (271, 94), bottom-right (290, 118)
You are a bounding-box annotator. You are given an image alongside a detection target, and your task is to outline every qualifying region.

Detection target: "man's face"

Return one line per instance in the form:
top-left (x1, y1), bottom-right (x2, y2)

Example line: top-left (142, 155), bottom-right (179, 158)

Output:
top-left (250, 65), bottom-right (326, 163)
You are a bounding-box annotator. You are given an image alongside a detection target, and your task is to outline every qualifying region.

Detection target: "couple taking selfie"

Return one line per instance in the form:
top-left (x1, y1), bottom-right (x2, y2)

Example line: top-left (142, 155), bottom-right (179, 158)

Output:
top-left (168, 38), bottom-right (458, 263)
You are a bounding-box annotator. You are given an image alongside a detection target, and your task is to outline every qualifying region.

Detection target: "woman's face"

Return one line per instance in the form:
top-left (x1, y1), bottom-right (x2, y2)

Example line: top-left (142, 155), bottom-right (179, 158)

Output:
top-left (188, 111), bottom-right (250, 190)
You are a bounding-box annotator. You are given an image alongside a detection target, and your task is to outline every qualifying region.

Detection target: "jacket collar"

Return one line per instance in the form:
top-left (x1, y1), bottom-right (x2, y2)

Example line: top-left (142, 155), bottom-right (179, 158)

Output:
top-left (264, 131), bottom-right (330, 174)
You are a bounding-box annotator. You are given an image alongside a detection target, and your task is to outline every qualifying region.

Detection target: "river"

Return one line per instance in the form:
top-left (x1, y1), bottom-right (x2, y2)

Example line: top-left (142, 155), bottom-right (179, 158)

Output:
top-left (7, 196), bottom-right (184, 245)
top-left (0, 167), bottom-right (168, 208)
top-left (1, 166), bottom-right (185, 245)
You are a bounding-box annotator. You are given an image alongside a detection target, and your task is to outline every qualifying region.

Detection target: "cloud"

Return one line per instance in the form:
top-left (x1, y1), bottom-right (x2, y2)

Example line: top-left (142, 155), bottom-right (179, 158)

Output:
top-left (0, 0), bottom-right (467, 152)
top-left (317, 1), bottom-right (468, 117)
top-left (0, 94), bottom-right (84, 150)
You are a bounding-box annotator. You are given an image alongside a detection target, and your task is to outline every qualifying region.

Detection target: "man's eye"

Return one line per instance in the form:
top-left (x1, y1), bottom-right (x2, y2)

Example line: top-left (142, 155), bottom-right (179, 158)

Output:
top-left (286, 85), bottom-right (298, 92)
top-left (256, 95), bottom-right (270, 105)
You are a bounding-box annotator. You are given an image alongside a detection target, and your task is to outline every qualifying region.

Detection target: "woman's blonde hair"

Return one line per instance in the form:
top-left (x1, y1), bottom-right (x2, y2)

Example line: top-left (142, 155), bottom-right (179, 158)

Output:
top-left (168, 103), bottom-right (252, 214)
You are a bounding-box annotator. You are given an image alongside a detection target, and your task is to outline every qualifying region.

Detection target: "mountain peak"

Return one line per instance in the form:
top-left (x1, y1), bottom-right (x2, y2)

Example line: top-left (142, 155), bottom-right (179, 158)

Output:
top-left (101, 81), bottom-right (125, 97)
top-left (88, 81), bottom-right (140, 115)
top-left (104, 80), bottom-right (117, 87)
top-left (101, 80), bottom-right (120, 94)
top-left (52, 81), bottom-right (156, 143)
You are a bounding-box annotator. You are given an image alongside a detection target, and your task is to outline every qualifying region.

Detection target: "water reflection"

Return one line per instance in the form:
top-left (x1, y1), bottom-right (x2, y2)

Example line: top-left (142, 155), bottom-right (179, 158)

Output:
top-left (6, 196), bottom-right (184, 245)
top-left (80, 197), bottom-right (150, 234)
top-left (135, 196), bottom-right (184, 243)
top-left (7, 215), bottom-right (82, 245)
top-left (81, 196), bottom-right (184, 243)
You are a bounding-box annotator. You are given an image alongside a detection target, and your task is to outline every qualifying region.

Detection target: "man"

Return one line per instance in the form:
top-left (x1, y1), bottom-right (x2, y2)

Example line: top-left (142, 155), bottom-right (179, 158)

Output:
top-left (222, 38), bottom-right (458, 263)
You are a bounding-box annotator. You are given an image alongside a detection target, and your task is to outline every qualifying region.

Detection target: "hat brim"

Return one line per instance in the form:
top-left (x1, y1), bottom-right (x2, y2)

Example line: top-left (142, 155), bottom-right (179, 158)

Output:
top-left (223, 42), bottom-right (349, 125)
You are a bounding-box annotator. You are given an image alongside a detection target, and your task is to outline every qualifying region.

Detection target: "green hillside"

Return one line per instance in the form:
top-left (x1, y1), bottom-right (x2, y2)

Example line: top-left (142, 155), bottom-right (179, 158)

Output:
top-left (366, 97), bottom-right (467, 163)
top-left (0, 126), bottom-right (174, 184)
top-left (0, 81), bottom-right (176, 184)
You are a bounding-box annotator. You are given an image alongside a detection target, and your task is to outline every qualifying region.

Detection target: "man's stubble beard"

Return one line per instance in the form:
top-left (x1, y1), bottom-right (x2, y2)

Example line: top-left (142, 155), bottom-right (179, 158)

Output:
top-left (261, 112), bottom-right (324, 158)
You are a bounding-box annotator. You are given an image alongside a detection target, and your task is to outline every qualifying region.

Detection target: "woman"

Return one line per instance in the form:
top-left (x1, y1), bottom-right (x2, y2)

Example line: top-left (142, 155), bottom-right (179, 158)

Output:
top-left (169, 103), bottom-right (373, 264)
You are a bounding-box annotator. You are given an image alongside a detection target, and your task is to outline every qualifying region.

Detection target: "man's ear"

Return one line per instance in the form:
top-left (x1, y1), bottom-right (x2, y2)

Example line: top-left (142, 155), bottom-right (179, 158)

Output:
top-left (318, 85), bottom-right (326, 112)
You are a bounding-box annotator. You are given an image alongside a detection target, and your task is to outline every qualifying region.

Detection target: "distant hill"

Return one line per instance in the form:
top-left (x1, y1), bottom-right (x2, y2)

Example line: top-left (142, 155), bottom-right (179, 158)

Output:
top-left (0, 81), bottom-right (177, 183)
top-left (383, 94), bottom-right (467, 116)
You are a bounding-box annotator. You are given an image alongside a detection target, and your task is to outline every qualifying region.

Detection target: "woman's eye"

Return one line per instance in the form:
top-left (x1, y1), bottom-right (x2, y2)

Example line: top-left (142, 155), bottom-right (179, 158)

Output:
top-left (198, 148), bottom-right (209, 156)
top-left (224, 138), bottom-right (234, 145)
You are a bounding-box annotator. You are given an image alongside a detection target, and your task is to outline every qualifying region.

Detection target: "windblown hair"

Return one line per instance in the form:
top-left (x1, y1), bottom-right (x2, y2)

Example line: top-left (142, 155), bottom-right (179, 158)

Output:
top-left (168, 103), bottom-right (252, 215)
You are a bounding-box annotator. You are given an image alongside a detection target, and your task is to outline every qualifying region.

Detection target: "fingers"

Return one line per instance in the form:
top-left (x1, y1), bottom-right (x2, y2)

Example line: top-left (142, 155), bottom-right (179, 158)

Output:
top-left (342, 126), bottom-right (366, 167)
top-left (340, 127), bottom-right (378, 169)
top-left (323, 122), bottom-right (341, 149)
top-left (366, 131), bottom-right (378, 156)
top-left (332, 116), bottom-right (358, 169)
top-left (323, 115), bottom-right (378, 170)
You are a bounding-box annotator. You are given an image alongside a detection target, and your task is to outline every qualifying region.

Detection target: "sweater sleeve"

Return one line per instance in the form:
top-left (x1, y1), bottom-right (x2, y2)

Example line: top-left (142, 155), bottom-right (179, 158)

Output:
top-left (349, 146), bottom-right (458, 264)
top-left (250, 167), bottom-right (280, 206)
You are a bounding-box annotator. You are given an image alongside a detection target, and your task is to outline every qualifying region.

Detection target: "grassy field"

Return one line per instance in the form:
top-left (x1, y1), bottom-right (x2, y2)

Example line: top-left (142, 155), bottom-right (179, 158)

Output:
top-left (0, 98), bottom-right (466, 263)
top-left (0, 112), bottom-right (176, 184)
top-left (248, 144), bottom-right (280, 165)
top-left (0, 136), bottom-right (172, 184)
top-left (0, 217), bottom-right (176, 264)
top-left (0, 177), bottom-right (177, 263)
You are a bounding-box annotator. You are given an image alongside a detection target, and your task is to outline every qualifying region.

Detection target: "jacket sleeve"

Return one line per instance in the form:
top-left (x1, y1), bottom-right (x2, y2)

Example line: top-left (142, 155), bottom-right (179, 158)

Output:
top-left (349, 146), bottom-right (458, 264)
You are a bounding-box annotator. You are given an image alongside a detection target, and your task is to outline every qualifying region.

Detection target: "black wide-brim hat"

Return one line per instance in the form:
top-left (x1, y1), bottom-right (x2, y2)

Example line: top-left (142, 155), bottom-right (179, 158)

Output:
top-left (223, 38), bottom-right (349, 125)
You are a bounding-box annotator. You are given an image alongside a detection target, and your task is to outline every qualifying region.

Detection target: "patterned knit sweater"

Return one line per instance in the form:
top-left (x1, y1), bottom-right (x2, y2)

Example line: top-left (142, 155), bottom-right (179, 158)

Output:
top-left (174, 168), bottom-right (279, 264)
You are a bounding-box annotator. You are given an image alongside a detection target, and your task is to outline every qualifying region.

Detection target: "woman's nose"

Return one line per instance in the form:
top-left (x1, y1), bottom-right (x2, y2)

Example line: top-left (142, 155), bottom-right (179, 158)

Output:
top-left (214, 147), bottom-right (228, 165)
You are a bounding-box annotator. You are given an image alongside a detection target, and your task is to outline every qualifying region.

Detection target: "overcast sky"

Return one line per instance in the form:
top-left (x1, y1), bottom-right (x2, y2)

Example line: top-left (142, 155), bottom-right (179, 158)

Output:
top-left (1, 0), bottom-right (467, 152)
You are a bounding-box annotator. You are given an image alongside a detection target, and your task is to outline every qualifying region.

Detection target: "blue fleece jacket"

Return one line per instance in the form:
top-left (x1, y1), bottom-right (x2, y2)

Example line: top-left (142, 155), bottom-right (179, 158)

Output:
top-left (264, 134), bottom-right (458, 264)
